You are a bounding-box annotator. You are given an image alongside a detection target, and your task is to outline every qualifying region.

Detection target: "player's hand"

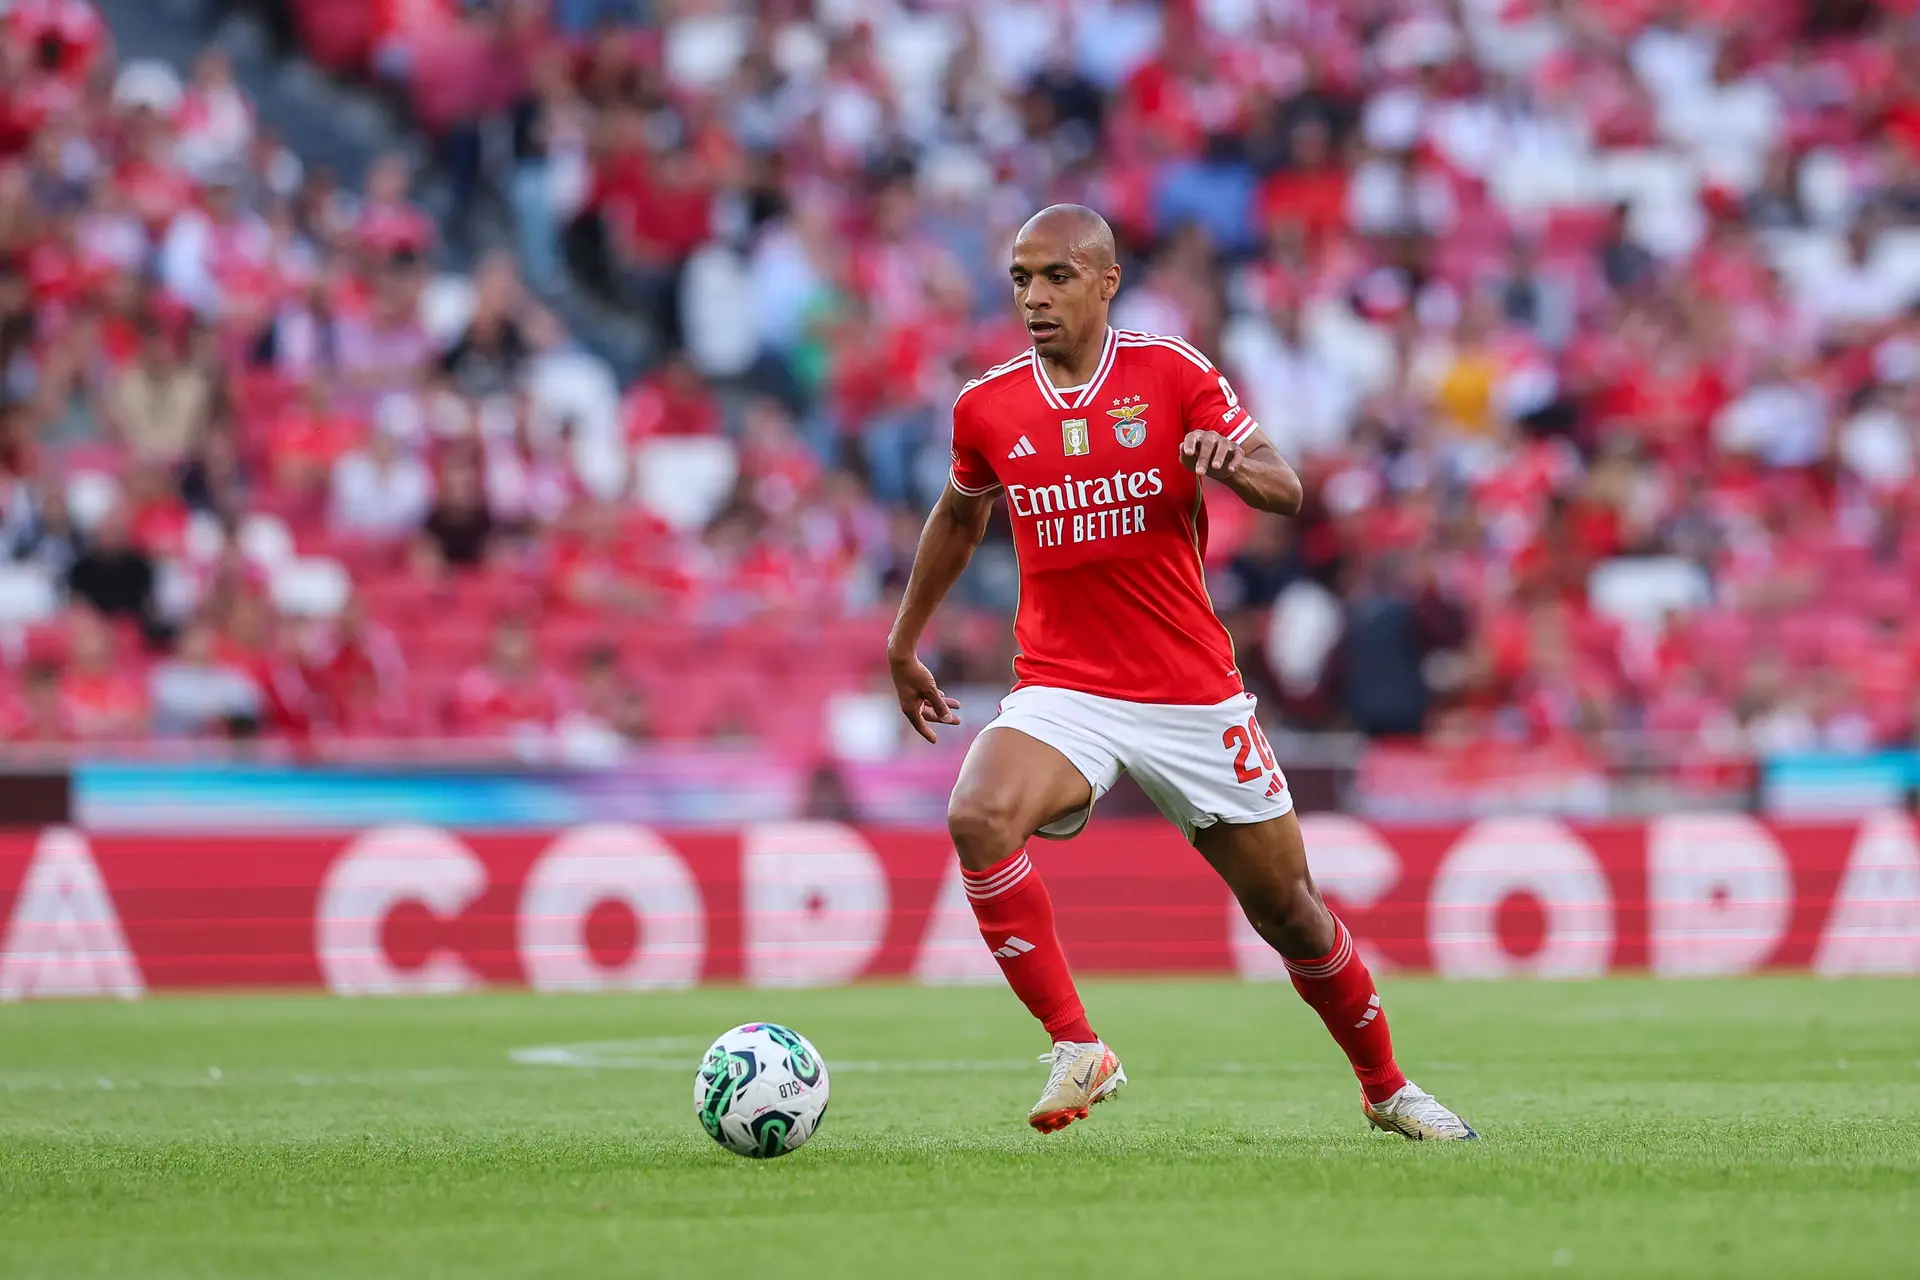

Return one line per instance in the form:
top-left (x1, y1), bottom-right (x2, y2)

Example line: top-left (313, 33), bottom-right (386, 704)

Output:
top-left (1181, 429), bottom-right (1243, 479)
top-left (889, 651), bottom-right (961, 744)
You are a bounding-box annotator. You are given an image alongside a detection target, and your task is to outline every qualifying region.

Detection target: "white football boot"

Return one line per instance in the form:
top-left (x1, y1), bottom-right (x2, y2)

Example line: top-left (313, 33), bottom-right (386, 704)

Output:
top-left (1363, 1081), bottom-right (1479, 1141)
top-left (1029, 1040), bottom-right (1126, 1133)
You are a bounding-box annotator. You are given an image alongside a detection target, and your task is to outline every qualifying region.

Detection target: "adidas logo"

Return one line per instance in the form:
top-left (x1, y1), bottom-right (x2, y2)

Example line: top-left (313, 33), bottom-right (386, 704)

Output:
top-left (1354, 993), bottom-right (1381, 1030)
top-left (1265, 773), bottom-right (1287, 798)
top-left (1007, 436), bottom-right (1037, 459)
top-left (992, 936), bottom-right (1037, 959)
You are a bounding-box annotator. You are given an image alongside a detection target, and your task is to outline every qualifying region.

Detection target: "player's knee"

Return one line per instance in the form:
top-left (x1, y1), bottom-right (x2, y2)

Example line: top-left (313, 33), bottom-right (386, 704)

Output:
top-left (1240, 875), bottom-right (1333, 957)
top-left (946, 792), bottom-right (1025, 868)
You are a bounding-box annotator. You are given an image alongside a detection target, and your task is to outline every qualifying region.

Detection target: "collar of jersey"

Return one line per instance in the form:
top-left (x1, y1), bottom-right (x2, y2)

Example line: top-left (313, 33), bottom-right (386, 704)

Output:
top-left (1029, 326), bottom-right (1118, 413)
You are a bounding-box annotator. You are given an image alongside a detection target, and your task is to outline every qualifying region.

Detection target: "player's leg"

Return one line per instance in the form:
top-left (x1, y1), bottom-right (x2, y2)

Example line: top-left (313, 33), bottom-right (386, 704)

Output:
top-left (1195, 812), bottom-right (1476, 1139)
top-left (948, 696), bottom-right (1125, 1131)
top-left (949, 722), bottom-right (1100, 1045)
top-left (947, 723), bottom-right (1093, 873)
top-left (1194, 813), bottom-right (1398, 1092)
top-left (1121, 693), bottom-right (1474, 1139)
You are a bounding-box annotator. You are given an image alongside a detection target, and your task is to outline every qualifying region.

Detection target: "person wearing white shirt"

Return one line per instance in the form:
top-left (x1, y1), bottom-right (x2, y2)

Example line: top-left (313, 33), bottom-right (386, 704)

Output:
top-left (156, 171), bottom-right (269, 319)
top-left (1657, 44), bottom-right (1781, 194)
top-left (1711, 360), bottom-right (1828, 467)
top-left (1799, 217), bottom-right (1917, 335)
top-left (1222, 301), bottom-right (1359, 461)
top-left (329, 429), bottom-right (434, 541)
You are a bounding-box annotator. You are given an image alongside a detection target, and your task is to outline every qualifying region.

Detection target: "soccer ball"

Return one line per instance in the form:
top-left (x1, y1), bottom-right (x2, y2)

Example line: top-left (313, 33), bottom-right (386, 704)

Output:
top-left (694, 1023), bottom-right (830, 1158)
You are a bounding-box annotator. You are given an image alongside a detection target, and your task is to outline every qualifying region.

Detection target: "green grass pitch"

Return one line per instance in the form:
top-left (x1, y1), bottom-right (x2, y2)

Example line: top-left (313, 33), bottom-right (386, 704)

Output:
top-left (1, 977), bottom-right (1915, 1278)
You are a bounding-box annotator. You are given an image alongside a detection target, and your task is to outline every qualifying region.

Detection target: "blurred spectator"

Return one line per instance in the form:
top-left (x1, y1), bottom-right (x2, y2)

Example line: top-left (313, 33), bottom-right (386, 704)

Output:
top-left (449, 615), bottom-right (571, 737)
top-left (555, 643), bottom-right (650, 763)
top-left (148, 618), bottom-right (260, 737)
top-left (157, 165), bottom-right (268, 319)
top-left (2, 663), bottom-right (69, 741)
top-left (485, 395), bottom-right (574, 531)
top-left (179, 425), bottom-right (248, 519)
top-left (333, 265), bottom-right (431, 416)
top-left (330, 423), bottom-right (433, 541)
top-left (1338, 557), bottom-right (1433, 738)
top-left (354, 153), bottom-right (434, 262)
top-left (506, 47), bottom-right (591, 298)
top-left (267, 383), bottom-right (359, 499)
top-left (1800, 214), bottom-right (1912, 335)
top-left (1222, 299), bottom-right (1357, 460)
top-left (802, 761), bottom-right (857, 821)
top-left (175, 49), bottom-right (254, 180)
top-left (550, 497), bottom-right (658, 614)
top-left (301, 594), bottom-right (407, 736)
top-left (586, 108), bottom-right (709, 343)
top-left (4, 477), bottom-right (81, 577)
top-left (422, 450), bottom-right (494, 568)
top-left (255, 273), bottom-right (340, 386)
top-left (60, 607), bottom-right (147, 740)
top-left (439, 252), bottom-right (543, 400)
top-left (621, 350), bottom-right (721, 440)
top-left (1596, 203), bottom-right (1658, 293)
top-left (65, 503), bottom-right (154, 624)
top-left (102, 322), bottom-right (213, 467)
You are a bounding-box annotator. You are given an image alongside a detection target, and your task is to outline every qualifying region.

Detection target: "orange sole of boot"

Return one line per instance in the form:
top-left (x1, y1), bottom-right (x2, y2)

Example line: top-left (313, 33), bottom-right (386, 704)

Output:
top-left (1029, 1106), bottom-right (1088, 1133)
top-left (1029, 1083), bottom-right (1120, 1133)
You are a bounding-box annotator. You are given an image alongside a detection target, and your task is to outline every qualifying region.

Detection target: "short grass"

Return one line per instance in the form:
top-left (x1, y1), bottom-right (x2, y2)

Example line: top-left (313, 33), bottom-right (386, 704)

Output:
top-left (1, 978), bottom-right (1916, 1279)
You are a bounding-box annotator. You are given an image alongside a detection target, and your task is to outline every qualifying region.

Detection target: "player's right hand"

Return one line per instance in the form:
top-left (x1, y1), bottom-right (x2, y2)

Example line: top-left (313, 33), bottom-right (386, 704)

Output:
top-left (889, 652), bottom-right (962, 744)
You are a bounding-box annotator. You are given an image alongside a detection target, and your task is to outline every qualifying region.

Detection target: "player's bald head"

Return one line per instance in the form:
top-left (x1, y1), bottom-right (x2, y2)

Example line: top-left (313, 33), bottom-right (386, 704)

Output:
top-left (1009, 204), bottom-right (1121, 360)
top-left (1016, 204), bottom-right (1116, 270)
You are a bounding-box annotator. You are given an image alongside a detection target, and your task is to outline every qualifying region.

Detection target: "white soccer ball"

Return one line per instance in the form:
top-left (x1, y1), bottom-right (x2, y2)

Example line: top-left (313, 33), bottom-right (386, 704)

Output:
top-left (694, 1023), bottom-right (830, 1158)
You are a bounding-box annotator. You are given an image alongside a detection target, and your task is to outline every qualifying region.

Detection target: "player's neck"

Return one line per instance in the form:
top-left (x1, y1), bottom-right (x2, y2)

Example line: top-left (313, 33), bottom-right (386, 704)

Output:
top-left (1037, 326), bottom-right (1110, 389)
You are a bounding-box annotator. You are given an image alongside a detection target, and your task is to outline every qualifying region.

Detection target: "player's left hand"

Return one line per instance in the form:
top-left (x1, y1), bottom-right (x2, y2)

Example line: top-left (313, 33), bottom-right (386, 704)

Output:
top-left (1181, 429), bottom-right (1243, 479)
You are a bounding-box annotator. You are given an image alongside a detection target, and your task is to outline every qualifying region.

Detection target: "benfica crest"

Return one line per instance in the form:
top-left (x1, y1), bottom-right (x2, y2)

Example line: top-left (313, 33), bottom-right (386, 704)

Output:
top-left (1108, 396), bottom-right (1148, 447)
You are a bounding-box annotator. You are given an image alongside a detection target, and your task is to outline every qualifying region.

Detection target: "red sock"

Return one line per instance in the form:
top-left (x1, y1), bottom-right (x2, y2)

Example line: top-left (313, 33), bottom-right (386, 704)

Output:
top-left (963, 849), bottom-right (1097, 1044)
top-left (1286, 916), bottom-right (1407, 1105)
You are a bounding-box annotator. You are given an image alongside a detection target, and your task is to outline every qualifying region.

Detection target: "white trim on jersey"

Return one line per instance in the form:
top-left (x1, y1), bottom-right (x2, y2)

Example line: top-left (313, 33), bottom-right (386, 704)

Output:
top-left (949, 470), bottom-right (1004, 496)
top-left (1029, 326), bottom-right (1119, 412)
top-left (1068, 326), bottom-right (1120, 409)
top-left (1226, 416), bottom-right (1261, 446)
top-left (1030, 347), bottom-right (1069, 410)
top-left (1115, 331), bottom-right (1215, 372)
top-left (955, 349), bottom-right (1035, 408)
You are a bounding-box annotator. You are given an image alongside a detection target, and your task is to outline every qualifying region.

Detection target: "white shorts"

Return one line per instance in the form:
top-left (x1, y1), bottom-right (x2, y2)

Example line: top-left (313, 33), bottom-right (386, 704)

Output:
top-left (984, 685), bottom-right (1295, 845)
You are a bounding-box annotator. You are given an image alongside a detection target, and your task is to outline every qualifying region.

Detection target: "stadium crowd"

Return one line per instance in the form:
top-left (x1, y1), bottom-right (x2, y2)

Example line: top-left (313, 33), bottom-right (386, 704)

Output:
top-left (3, 0), bottom-right (1920, 770)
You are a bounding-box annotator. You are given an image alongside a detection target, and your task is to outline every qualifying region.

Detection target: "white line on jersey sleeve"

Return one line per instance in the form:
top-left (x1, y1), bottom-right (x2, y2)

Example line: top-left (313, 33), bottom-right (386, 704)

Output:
top-left (949, 471), bottom-right (1004, 496)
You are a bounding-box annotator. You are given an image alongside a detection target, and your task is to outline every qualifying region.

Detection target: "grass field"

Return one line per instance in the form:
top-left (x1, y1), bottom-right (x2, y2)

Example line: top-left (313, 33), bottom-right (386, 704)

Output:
top-left (1, 978), bottom-right (1916, 1279)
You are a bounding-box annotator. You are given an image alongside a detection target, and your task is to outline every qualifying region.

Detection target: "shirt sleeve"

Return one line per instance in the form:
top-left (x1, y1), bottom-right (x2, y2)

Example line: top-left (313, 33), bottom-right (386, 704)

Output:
top-left (948, 391), bottom-right (1003, 496)
top-left (1181, 351), bottom-right (1261, 447)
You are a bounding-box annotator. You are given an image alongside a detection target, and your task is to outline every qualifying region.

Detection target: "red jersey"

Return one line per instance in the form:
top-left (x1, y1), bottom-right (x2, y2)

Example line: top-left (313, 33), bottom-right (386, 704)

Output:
top-left (949, 327), bottom-right (1260, 705)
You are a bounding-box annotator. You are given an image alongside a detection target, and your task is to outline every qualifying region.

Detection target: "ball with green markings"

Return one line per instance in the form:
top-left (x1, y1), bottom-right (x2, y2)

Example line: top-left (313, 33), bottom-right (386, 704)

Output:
top-left (694, 1023), bottom-right (830, 1158)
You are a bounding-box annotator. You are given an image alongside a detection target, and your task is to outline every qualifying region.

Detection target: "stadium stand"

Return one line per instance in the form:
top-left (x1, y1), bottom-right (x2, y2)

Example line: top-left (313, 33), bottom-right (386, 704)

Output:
top-left (2, 0), bottom-right (1920, 778)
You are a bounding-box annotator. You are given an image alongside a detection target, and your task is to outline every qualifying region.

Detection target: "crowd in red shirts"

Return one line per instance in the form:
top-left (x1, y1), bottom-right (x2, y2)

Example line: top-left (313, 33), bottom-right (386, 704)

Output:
top-left (4, 0), bottom-right (1920, 771)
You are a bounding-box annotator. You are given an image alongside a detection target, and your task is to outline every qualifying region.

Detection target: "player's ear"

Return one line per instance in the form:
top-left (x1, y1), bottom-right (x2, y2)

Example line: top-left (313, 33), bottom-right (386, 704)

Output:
top-left (1100, 262), bottom-right (1121, 302)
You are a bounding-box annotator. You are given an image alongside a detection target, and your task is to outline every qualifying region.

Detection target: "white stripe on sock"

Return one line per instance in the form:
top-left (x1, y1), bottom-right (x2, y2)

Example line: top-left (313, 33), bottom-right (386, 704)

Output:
top-left (962, 854), bottom-right (1032, 900)
top-left (1283, 924), bottom-right (1354, 979)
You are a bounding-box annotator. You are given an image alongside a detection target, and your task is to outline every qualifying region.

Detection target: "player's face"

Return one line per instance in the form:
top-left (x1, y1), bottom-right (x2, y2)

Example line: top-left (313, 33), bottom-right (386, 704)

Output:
top-left (1010, 237), bottom-right (1115, 360)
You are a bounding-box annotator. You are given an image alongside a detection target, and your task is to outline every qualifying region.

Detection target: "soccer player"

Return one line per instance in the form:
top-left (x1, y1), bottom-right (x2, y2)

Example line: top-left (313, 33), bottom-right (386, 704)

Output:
top-left (886, 206), bottom-right (1476, 1140)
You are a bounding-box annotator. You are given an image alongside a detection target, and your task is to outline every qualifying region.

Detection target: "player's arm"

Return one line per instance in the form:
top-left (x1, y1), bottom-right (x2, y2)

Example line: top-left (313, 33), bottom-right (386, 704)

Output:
top-left (886, 480), bottom-right (997, 743)
top-left (1177, 360), bottom-right (1303, 516)
top-left (1181, 423), bottom-right (1304, 516)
